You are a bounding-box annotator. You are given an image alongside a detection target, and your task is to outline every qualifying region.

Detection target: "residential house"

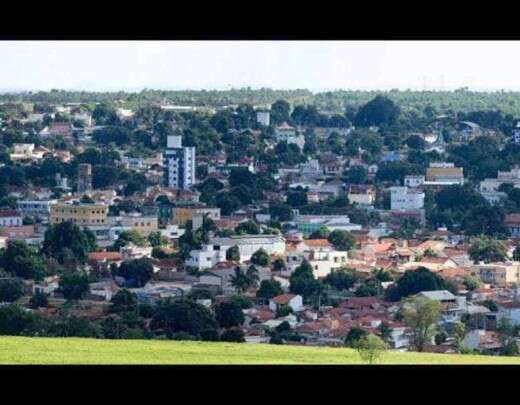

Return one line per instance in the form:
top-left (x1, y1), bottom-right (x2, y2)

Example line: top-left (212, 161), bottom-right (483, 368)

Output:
top-left (347, 185), bottom-right (376, 206)
top-left (505, 214), bottom-right (520, 238)
top-left (425, 162), bottom-right (464, 185)
top-left (389, 186), bottom-right (425, 210)
top-left (0, 210), bottom-right (22, 227)
top-left (269, 294), bottom-right (303, 313)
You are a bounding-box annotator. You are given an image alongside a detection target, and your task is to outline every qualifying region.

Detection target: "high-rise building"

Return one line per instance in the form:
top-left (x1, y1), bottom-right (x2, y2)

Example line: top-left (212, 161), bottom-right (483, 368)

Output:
top-left (256, 110), bottom-right (270, 126)
top-left (513, 122), bottom-right (520, 144)
top-left (164, 136), bottom-right (196, 190)
top-left (77, 163), bottom-right (92, 194)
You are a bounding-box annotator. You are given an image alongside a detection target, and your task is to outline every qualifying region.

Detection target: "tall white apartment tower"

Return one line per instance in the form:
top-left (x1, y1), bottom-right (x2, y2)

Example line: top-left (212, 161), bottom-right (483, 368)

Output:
top-left (513, 122), bottom-right (520, 145)
top-left (164, 136), bottom-right (196, 189)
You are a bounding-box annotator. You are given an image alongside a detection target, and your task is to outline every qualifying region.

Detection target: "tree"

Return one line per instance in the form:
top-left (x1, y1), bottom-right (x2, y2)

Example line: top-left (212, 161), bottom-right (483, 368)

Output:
top-left (216, 192), bottom-right (241, 216)
top-left (402, 296), bottom-right (441, 352)
top-left (110, 289), bottom-right (137, 313)
top-left (386, 267), bottom-right (454, 301)
top-left (29, 290), bottom-right (49, 309)
top-left (245, 265), bottom-right (260, 289)
top-left (289, 260), bottom-right (322, 300)
top-left (462, 276), bottom-right (481, 291)
top-left (452, 321), bottom-right (467, 353)
top-left (42, 222), bottom-right (96, 264)
top-left (275, 305), bottom-right (293, 318)
top-left (270, 100), bottom-right (291, 126)
top-left (354, 95), bottom-right (400, 127)
top-left (148, 231), bottom-right (167, 247)
top-left (308, 227), bottom-right (330, 240)
top-left (343, 165), bottom-right (367, 185)
top-left (354, 334), bottom-right (388, 364)
top-left (272, 258), bottom-right (286, 272)
top-left (229, 267), bottom-right (250, 294)
top-left (101, 316), bottom-right (127, 339)
top-left (269, 202), bottom-right (293, 222)
top-left (462, 205), bottom-right (507, 237)
top-left (481, 299), bottom-right (498, 312)
top-left (116, 258), bottom-right (154, 287)
top-left (235, 220), bottom-right (260, 235)
top-left (112, 229), bottom-right (147, 250)
top-left (327, 230), bottom-right (356, 251)
top-left (220, 327), bottom-right (245, 342)
top-left (323, 269), bottom-right (357, 291)
top-left (256, 279), bottom-right (283, 299)
top-left (287, 189), bottom-right (308, 207)
top-left (497, 317), bottom-right (520, 356)
top-left (59, 272), bottom-right (90, 301)
top-left (229, 295), bottom-right (253, 309)
top-left (377, 322), bottom-right (393, 344)
top-left (214, 301), bottom-right (245, 328)
top-left (0, 278), bottom-right (23, 303)
top-left (0, 304), bottom-right (42, 335)
top-left (48, 315), bottom-right (99, 338)
top-left (405, 134), bottom-right (426, 150)
top-left (0, 240), bottom-right (46, 280)
top-left (344, 327), bottom-right (368, 347)
top-left (468, 235), bottom-right (507, 264)
top-left (80, 194), bottom-right (95, 204)
top-left (250, 248), bottom-right (270, 267)
top-left (150, 299), bottom-right (218, 338)
top-left (226, 245), bottom-right (240, 262)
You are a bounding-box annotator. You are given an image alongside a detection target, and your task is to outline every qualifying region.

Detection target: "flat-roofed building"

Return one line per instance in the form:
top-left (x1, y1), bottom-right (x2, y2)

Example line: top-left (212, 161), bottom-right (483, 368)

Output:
top-left (50, 202), bottom-right (108, 226)
top-left (171, 205), bottom-right (220, 225)
top-left (426, 162), bottom-right (464, 185)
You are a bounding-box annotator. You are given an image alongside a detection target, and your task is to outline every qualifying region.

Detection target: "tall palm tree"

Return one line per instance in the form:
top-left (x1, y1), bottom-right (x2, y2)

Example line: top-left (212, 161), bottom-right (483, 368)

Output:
top-left (230, 266), bottom-right (249, 294)
top-left (246, 265), bottom-right (260, 289)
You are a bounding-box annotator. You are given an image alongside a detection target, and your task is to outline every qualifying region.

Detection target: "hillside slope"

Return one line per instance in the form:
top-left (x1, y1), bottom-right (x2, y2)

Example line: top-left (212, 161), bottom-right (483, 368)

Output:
top-left (1, 337), bottom-right (520, 364)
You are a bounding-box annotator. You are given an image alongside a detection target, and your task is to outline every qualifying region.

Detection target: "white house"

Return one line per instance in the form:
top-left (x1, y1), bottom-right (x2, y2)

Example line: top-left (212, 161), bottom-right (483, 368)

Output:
top-left (275, 123), bottom-right (305, 150)
top-left (0, 210), bottom-right (23, 227)
top-left (160, 224), bottom-right (185, 241)
top-left (496, 301), bottom-right (520, 326)
top-left (209, 234), bottom-right (285, 262)
top-left (269, 294), bottom-right (303, 313)
top-left (404, 175), bottom-right (425, 188)
top-left (256, 111), bottom-right (270, 127)
top-left (186, 244), bottom-right (226, 270)
top-left (390, 186), bottom-right (425, 210)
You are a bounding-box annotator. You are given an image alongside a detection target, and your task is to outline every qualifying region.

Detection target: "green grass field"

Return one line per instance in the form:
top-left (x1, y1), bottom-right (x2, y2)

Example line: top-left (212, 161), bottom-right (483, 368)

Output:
top-left (1, 336), bottom-right (520, 364)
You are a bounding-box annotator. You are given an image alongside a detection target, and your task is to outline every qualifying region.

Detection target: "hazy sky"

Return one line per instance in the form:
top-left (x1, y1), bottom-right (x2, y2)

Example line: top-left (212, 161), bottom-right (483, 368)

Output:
top-left (2, 41), bottom-right (520, 92)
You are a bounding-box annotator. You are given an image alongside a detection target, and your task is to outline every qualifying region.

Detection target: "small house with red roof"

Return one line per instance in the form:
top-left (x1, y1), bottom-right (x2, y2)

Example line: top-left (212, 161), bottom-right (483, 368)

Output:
top-left (269, 293), bottom-right (303, 313)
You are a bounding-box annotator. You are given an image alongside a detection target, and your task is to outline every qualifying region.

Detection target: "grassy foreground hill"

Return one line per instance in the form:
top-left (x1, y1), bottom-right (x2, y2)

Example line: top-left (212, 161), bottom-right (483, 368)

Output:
top-left (2, 336), bottom-right (520, 364)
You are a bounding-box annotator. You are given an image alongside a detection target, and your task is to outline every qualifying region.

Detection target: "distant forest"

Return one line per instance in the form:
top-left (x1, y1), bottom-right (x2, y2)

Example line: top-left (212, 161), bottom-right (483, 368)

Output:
top-left (3, 88), bottom-right (520, 116)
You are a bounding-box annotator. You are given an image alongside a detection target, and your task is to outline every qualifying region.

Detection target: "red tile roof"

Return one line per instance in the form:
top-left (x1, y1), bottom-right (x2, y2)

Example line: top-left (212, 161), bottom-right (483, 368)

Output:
top-left (303, 239), bottom-right (332, 248)
top-left (271, 294), bottom-right (297, 305)
top-left (88, 252), bottom-right (122, 262)
top-left (0, 210), bottom-right (20, 217)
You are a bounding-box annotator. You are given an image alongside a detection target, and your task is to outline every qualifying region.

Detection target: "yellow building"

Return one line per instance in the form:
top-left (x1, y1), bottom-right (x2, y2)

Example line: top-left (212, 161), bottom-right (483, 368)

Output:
top-left (118, 214), bottom-right (158, 236)
top-left (50, 202), bottom-right (108, 226)
top-left (472, 263), bottom-right (520, 286)
top-left (171, 206), bottom-right (220, 225)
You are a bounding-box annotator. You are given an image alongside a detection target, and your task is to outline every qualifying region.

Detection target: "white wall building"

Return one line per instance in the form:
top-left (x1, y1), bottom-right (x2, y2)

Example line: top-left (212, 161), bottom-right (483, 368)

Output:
top-left (164, 136), bottom-right (196, 190)
top-left (390, 186), bottom-right (425, 210)
top-left (256, 111), bottom-right (270, 127)
top-left (209, 234), bottom-right (286, 262)
top-left (0, 211), bottom-right (23, 227)
top-left (186, 244), bottom-right (227, 270)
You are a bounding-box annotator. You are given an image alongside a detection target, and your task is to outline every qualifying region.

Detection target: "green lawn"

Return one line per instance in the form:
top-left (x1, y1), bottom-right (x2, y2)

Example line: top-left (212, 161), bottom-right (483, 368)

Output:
top-left (1, 336), bottom-right (520, 364)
